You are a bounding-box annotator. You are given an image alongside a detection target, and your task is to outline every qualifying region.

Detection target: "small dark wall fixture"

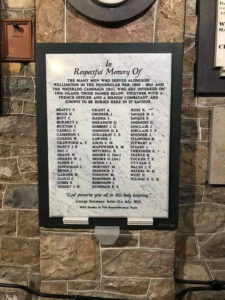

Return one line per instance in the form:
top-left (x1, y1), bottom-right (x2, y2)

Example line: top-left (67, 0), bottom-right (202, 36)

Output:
top-left (2, 20), bottom-right (34, 62)
top-left (68, 0), bottom-right (157, 26)
top-left (196, 0), bottom-right (225, 95)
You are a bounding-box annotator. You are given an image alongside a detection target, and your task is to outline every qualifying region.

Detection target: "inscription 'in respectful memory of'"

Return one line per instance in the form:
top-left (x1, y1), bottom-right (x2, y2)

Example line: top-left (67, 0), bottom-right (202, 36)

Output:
top-left (46, 53), bottom-right (172, 222)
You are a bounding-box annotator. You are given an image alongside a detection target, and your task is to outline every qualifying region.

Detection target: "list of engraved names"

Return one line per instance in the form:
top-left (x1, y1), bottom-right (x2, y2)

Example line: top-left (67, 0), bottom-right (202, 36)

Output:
top-left (46, 53), bottom-right (172, 219)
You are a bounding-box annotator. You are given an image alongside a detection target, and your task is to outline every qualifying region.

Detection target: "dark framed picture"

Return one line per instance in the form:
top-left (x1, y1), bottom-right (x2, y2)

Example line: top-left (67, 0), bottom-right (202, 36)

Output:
top-left (196, 0), bottom-right (225, 95)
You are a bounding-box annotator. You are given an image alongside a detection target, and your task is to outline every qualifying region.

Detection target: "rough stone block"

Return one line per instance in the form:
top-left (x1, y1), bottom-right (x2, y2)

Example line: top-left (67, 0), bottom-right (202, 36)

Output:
top-left (183, 75), bottom-right (193, 88)
top-left (0, 145), bottom-right (11, 158)
top-left (1, 63), bottom-right (23, 76)
top-left (186, 0), bottom-right (197, 16)
top-left (197, 291), bottom-right (225, 300)
top-left (41, 281), bottom-right (67, 294)
top-left (102, 234), bottom-right (138, 248)
top-left (102, 277), bottom-right (149, 295)
top-left (0, 210), bottom-right (16, 236)
top-left (182, 106), bottom-right (210, 118)
top-left (182, 90), bottom-right (196, 106)
top-left (212, 271), bottom-right (225, 281)
top-left (0, 9), bottom-right (24, 19)
top-left (0, 291), bottom-right (27, 299)
top-left (0, 159), bottom-right (23, 183)
top-left (4, 184), bottom-right (38, 208)
top-left (22, 172), bottom-right (38, 183)
top-left (6, 0), bottom-right (35, 9)
top-left (18, 156), bottom-right (37, 173)
top-left (185, 16), bottom-right (197, 36)
top-left (204, 187), bottom-right (225, 204)
top-left (1, 98), bottom-right (10, 114)
top-left (140, 231), bottom-right (175, 249)
top-left (2, 77), bottom-right (34, 100)
top-left (68, 290), bottom-right (145, 299)
top-left (200, 119), bottom-right (210, 128)
top-left (156, 0), bottom-right (185, 42)
top-left (10, 99), bottom-right (23, 114)
top-left (36, 0), bottom-right (64, 42)
top-left (68, 280), bottom-right (100, 291)
top-left (0, 184), bottom-right (6, 193)
top-left (183, 37), bottom-right (196, 73)
top-left (201, 232), bottom-right (225, 260)
top-left (1, 238), bottom-right (40, 265)
top-left (148, 279), bottom-right (174, 300)
top-left (178, 204), bottom-right (225, 233)
top-left (198, 97), bottom-right (225, 107)
top-left (179, 212), bottom-right (192, 234)
top-left (0, 115), bottom-right (37, 145)
top-left (208, 261), bottom-right (225, 271)
top-left (24, 9), bottom-right (36, 20)
top-left (23, 101), bottom-right (36, 115)
top-left (180, 143), bottom-right (208, 184)
top-left (176, 235), bottom-right (198, 258)
top-left (66, 2), bottom-right (155, 43)
top-left (175, 261), bottom-right (212, 281)
top-left (201, 128), bottom-right (209, 142)
top-left (40, 232), bottom-right (100, 280)
top-left (209, 107), bottom-right (225, 184)
top-left (197, 234), bottom-right (213, 247)
top-left (102, 249), bottom-right (174, 278)
top-left (179, 185), bottom-right (204, 204)
top-left (26, 62), bottom-right (36, 77)
top-left (18, 210), bottom-right (39, 238)
top-left (28, 273), bottom-right (41, 290)
top-left (181, 119), bottom-right (198, 140)
top-left (12, 145), bottom-right (37, 157)
top-left (0, 265), bottom-right (28, 285)
top-left (30, 264), bottom-right (40, 274)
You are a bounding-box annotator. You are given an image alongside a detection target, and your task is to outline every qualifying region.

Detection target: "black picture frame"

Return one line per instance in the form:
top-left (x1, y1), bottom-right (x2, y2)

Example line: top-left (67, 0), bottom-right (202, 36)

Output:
top-left (36, 43), bottom-right (183, 230)
top-left (196, 0), bottom-right (225, 95)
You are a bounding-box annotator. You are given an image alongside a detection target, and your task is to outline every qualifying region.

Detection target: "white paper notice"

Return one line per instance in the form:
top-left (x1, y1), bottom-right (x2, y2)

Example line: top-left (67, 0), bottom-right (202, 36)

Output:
top-left (215, 0), bottom-right (225, 76)
top-left (46, 53), bottom-right (172, 221)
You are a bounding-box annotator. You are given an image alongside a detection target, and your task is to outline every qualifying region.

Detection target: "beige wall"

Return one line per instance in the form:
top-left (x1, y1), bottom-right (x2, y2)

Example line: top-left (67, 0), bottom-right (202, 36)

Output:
top-left (0, 0), bottom-right (224, 299)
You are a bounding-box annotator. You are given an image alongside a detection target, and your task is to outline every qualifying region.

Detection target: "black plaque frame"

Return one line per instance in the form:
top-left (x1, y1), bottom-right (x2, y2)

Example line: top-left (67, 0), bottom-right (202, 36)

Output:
top-left (36, 43), bottom-right (183, 230)
top-left (196, 0), bottom-right (225, 95)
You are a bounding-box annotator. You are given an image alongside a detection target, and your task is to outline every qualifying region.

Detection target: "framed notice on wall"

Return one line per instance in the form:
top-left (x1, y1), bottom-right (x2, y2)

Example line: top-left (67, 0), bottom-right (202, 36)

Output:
top-left (36, 43), bottom-right (183, 229)
top-left (196, 0), bottom-right (225, 94)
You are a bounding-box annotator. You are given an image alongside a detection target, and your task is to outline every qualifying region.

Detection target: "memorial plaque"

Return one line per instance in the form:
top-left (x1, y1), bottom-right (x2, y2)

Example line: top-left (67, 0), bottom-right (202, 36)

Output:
top-left (209, 107), bottom-right (225, 185)
top-left (36, 43), bottom-right (183, 229)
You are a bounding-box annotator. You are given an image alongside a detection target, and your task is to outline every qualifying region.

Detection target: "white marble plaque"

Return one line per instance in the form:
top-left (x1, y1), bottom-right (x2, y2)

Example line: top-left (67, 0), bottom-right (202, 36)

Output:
top-left (215, 0), bottom-right (225, 76)
top-left (46, 53), bottom-right (172, 221)
top-left (209, 106), bottom-right (225, 185)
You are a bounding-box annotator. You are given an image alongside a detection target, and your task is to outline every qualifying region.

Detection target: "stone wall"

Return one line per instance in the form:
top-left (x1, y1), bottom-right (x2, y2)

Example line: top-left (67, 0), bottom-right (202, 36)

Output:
top-left (0, 0), bottom-right (224, 299)
top-left (176, 1), bottom-right (225, 299)
top-left (0, 1), bottom-right (39, 299)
